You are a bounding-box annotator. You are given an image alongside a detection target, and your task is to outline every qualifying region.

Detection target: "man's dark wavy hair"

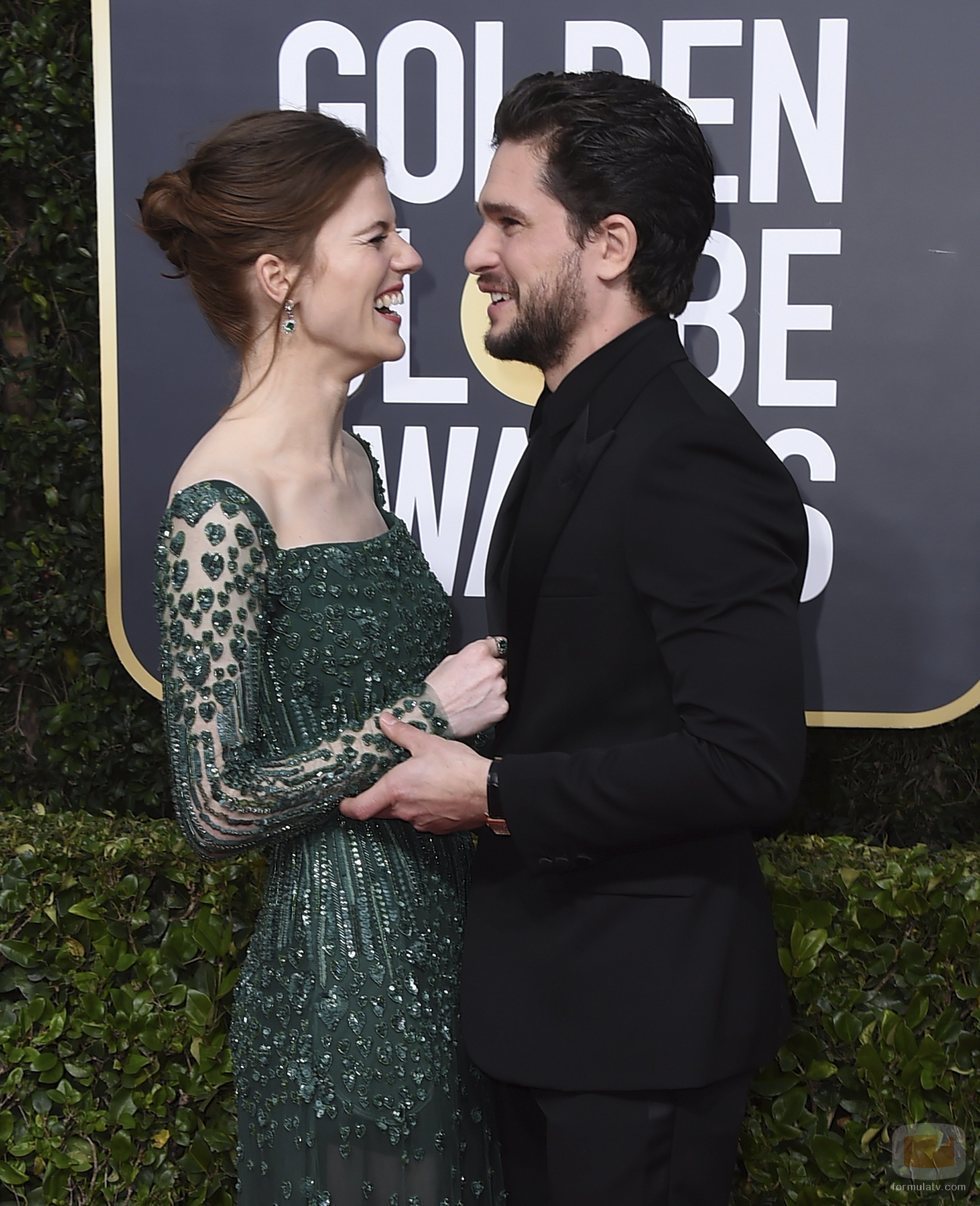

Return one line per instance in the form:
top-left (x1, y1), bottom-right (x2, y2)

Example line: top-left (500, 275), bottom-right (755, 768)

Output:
top-left (493, 71), bottom-right (715, 317)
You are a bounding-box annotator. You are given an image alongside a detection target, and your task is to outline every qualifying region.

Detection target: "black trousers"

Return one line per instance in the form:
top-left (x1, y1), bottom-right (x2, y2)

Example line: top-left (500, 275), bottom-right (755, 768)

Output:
top-left (492, 1071), bottom-right (753, 1206)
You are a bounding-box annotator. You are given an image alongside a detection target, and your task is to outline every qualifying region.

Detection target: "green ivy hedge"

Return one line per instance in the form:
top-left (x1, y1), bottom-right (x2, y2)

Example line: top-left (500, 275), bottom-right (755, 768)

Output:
top-left (737, 839), bottom-right (978, 1203)
top-left (1, 813), bottom-right (976, 1204)
top-left (0, 812), bottom-right (259, 1204)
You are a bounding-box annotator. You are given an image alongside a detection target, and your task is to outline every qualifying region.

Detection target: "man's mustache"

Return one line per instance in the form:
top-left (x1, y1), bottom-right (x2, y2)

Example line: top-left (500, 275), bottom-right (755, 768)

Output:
top-left (478, 276), bottom-right (520, 299)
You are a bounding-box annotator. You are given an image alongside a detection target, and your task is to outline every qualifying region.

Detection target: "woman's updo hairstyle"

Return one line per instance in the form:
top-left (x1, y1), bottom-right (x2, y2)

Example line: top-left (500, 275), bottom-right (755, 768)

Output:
top-left (138, 110), bottom-right (383, 354)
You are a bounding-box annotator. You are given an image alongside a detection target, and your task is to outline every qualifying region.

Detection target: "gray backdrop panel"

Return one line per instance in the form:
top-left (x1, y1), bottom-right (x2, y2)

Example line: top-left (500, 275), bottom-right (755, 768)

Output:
top-left (102, 0), bottom-right (980, 721)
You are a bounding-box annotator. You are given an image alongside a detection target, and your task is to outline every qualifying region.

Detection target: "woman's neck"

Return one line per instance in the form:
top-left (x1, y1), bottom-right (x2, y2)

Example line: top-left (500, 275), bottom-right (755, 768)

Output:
top-left (224, 340), bottom-right (359, 467)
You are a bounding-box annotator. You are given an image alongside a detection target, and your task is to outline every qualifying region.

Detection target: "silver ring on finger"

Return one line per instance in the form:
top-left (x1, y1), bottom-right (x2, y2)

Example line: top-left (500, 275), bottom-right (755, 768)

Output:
top-left (493, 635), bottom-right (508, 658)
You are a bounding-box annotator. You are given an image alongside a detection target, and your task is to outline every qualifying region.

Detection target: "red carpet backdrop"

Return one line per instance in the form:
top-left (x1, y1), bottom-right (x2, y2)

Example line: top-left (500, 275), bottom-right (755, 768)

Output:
top-left (93, 1), bottom-right (980, 726)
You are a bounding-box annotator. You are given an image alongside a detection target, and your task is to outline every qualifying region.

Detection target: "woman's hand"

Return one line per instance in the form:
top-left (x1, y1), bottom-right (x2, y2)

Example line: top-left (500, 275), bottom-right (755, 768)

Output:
top-left (425, 636), bottom-right (508, 738)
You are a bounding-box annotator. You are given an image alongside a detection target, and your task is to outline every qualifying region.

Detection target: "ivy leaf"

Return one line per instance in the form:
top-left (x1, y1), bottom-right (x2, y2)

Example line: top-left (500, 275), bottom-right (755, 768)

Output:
top-left (185, 989), bottom-right (213, 1029)
top-left (0, 940), bottom-right (36, 967)
top-left (771, 1086), bottom-right (808, 1125)
top-left (0, 1161), bottom-right (29, 1187)
top-left (810, 1135), bottom-right (847, 1179)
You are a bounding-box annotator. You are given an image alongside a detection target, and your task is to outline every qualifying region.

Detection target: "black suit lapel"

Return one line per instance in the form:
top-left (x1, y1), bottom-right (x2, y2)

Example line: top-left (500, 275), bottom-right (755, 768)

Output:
top-left (484, 438), bottom-right (533, 634)
top-left (488, 316), bottom-right (688, 663)
top-left (506, 403), bottom-right (616, 655)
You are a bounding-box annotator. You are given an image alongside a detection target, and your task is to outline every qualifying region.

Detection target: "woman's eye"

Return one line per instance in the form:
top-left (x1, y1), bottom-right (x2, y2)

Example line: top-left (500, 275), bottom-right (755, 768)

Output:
top-left (369, 233), bottom-right (388, 246)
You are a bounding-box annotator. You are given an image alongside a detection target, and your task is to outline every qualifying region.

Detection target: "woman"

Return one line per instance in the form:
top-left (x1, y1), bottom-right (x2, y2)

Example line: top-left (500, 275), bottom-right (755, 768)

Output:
top-left (141, 110), bottom-right (507, 1205)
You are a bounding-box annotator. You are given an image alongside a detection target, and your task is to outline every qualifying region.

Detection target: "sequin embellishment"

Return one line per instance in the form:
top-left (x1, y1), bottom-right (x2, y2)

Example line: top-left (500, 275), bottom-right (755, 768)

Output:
top-left (154, 467), bottom-right (503, 1206)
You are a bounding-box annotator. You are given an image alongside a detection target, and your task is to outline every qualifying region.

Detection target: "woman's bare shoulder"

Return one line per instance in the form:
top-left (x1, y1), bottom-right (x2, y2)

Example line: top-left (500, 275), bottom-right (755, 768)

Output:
top-left (343, 429), bottom-right (382, 492)
top-left (167, 422), bottom-right (269, 502)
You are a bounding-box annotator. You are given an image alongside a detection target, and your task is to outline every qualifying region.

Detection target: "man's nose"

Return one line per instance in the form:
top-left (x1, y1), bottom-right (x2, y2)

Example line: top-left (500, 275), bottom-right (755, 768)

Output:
top-left (464, 225), bottom-right (495, 276)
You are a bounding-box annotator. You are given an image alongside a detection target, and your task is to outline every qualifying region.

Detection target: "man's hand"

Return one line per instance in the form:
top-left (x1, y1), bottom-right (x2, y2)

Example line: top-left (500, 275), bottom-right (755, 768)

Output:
top-left (340, 713), bottom-right (490, 833)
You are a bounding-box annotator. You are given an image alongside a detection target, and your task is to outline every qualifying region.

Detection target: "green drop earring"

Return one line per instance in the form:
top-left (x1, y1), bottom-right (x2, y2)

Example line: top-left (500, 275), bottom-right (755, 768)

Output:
top-left (281, 299), bottom-right (297, 335)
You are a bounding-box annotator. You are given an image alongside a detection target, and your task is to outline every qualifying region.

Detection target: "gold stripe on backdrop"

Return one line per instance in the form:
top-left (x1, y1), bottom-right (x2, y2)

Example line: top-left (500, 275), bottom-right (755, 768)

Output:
top-left (93, 0), bottom-right (163, 700)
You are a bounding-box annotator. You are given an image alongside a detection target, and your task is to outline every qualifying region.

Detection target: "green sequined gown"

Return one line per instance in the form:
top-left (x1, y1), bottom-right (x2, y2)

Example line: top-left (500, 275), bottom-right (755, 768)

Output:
top-left (155, 472), bottom-right (505, 1206)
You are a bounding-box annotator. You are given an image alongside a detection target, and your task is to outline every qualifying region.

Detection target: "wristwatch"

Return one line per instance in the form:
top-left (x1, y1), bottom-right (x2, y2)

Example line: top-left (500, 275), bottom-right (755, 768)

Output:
top-left (484, 758), bottom-right (510, 835)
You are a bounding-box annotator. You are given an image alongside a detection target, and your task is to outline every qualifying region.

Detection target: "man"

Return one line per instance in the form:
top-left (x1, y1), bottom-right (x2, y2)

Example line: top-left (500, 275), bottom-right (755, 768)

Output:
top-left (342, 71), bottom-right (807, 1205)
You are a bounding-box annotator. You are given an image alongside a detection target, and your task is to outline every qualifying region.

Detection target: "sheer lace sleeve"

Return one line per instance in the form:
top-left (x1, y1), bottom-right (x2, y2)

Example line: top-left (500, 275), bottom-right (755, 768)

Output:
top-left (154, 482), bottom-right (448, 860)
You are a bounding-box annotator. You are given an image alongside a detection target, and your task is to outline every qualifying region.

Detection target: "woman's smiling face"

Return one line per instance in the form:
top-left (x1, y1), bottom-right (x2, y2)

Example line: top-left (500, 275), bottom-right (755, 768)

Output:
top-left (292, 170), bottom-right (422, 377)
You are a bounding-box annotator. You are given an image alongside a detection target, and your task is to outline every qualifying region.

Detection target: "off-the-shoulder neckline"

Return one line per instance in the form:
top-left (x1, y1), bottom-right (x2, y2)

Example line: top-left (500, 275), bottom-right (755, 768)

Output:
top-left (165, 478), bottom-right (399, 555)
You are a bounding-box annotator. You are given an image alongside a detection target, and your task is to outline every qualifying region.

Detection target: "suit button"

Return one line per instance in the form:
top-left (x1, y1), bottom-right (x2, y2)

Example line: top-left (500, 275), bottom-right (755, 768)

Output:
top-left (553, 856), bottom-right (571, 870)
top-left (538, 857), bottom-right (554, 870)
top-left (575, 854), bottom-right (594, 867)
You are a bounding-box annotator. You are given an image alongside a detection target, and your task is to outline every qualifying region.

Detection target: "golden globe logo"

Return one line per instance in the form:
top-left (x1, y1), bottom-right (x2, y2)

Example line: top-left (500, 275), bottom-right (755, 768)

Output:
top-left (459, 274), bottom-right (543, 407)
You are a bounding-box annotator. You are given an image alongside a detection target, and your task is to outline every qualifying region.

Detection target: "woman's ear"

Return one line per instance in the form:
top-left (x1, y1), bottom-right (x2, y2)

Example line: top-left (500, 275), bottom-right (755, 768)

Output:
top-left (593, 213), bottom-right (638, 284)
top-left (253, 253), bottom-right (293, 306)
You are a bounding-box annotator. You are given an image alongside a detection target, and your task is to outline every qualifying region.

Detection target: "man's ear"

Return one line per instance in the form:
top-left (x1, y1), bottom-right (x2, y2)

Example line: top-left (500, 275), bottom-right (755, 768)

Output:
top-left (253, 253), bottom-right (293, 306)
top-left (593, 214), bottom-right (638, 284)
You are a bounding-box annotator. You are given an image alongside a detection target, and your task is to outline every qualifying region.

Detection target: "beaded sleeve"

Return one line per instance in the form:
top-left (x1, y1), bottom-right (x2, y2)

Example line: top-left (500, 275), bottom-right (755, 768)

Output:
top-left (155, 484), bottom-right (447, 860)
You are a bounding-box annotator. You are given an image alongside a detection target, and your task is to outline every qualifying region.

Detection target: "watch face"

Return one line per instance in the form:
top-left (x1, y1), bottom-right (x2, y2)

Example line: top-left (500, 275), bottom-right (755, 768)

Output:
top-left (486, 760), bottom-right (503, 822)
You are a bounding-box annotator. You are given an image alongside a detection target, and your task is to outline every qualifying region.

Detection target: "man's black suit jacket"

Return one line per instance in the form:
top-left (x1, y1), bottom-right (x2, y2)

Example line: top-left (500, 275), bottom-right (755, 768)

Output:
top-left (461, 315), bottom-right (808, 1092)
